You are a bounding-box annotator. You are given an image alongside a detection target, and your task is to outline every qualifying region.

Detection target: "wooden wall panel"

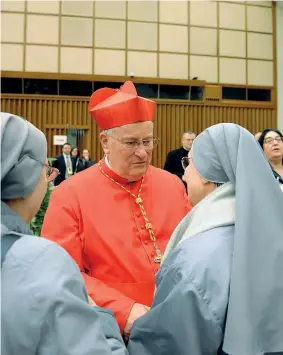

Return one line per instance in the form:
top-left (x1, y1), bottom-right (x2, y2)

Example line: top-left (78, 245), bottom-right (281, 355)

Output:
top-left (1, 95), bottom-right (276, 168)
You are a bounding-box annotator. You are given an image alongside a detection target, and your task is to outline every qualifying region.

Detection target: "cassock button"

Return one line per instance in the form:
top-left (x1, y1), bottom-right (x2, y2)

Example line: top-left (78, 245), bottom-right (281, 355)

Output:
top-left (141, 225), bottom-right (145, 230)
top-left (151, 251), bottom-right (155, 257)
top-left (144, 240), bottom-right (148, 245)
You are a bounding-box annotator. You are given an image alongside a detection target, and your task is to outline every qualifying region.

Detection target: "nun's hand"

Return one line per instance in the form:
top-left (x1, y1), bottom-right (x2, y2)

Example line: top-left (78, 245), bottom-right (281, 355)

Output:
top-left (124, 303), bottom-right (150, 337)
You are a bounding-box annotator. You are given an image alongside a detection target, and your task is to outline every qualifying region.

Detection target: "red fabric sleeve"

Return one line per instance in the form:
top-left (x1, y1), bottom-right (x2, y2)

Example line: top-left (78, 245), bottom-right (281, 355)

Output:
top-left (41, 186), bottom-right (135, 332)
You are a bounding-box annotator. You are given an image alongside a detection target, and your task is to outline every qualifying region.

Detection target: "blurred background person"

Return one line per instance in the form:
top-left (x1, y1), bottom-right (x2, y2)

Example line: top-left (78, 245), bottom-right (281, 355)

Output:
top-left (71, 147), bottom-right (86, 173)
top-left (164, 130), bottom-right (196, 181)
top-left (1, 112), bottom-right (128, 355)
top-left (258, 128), bottom-right (283, 186)
top-left (82, 148), bottom-right (96, 168)
top-left (52, 142), bottom-right (74, 186)
top-left (164, 131), bottom-right (196, 191)
top-left (254, 131), bottom-right (262, 140)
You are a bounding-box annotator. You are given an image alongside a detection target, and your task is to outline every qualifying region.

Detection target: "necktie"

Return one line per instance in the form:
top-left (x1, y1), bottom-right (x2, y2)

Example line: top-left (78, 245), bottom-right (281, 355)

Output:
top-left (66, 155), bottom-right (72, 176)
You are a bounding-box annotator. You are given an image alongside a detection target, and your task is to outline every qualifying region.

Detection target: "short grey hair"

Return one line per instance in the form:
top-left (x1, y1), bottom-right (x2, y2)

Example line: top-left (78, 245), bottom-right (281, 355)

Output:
top-left (100, 128), bottom-right (115, 135)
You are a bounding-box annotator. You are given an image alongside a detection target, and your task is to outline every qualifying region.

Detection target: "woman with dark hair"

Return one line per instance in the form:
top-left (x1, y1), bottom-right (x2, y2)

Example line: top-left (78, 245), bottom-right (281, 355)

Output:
top-left (71, 147), bottom-right (85, 173)
top-left (82, 149), bottom-right (96, 168)
top-left (258, 128), bottom-right (283, 186)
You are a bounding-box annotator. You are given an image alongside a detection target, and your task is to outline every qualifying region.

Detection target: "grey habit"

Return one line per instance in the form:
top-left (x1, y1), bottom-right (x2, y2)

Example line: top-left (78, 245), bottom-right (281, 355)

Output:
top-left (128, 123), bottom-right (283, 355)
top-left (1, 113), bottom-right (128, 355)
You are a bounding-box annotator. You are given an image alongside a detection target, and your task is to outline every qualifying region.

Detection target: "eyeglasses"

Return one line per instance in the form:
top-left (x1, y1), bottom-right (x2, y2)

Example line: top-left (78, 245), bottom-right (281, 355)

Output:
top-left (181, 156), bottom-right (190, 170)
top-left (264, 136), bottom-right (283, 145)
top-left (44, 164), bottom-right (59, 183)
top-left (108, 135), bottom-right (159, 150)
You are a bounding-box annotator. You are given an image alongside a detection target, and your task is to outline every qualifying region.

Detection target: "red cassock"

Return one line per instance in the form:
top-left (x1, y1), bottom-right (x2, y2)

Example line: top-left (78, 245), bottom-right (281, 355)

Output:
top-left (42, 159), bottom-right (190, 331)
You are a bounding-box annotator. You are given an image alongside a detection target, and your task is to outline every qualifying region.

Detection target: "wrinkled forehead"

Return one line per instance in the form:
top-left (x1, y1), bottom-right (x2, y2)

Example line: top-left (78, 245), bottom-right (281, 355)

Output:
top-left (265, 131), bottom-right (281, 139)
top-left (115, 121), bottom-right (154, 138)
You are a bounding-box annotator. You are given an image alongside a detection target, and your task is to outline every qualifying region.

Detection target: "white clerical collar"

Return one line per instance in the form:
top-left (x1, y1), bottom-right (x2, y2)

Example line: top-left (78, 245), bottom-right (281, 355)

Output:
top-left (105, 155), bottom-right (111, 169)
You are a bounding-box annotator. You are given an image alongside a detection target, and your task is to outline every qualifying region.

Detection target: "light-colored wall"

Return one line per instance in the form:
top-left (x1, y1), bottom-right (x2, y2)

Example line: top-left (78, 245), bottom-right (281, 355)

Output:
top-left (1, 0), bottom-right (274, 86)
top-left (276, 1), bottom-right (283, 131)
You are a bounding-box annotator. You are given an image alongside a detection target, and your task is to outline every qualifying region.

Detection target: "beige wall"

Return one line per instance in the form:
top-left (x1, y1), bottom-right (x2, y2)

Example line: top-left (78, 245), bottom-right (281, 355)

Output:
top-left (1, 0), bottom-right (274, 86)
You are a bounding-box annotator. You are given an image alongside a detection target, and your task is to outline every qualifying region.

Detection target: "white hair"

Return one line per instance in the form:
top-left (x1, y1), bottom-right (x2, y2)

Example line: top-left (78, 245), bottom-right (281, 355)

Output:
top-left (100, 128), bottom-right (115, 136)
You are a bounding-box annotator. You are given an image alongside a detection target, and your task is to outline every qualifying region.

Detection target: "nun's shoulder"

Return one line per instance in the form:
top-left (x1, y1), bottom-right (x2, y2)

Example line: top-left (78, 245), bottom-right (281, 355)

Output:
top-left (159, 226), bottom-right (234, 321)
top-left (2, 234), bottom-right (82, 300)
top-left (163, 225), bottom-right (234, 272)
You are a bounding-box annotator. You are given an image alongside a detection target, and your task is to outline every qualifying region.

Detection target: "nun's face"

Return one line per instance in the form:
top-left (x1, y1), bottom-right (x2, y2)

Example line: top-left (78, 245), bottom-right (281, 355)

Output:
top-left (183, 151), bottom-right (216, 207)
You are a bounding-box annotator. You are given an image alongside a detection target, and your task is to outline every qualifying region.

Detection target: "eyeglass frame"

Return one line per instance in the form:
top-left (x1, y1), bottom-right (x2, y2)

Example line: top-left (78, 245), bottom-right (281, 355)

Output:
top-left (263, 136), bottom-right (283, 145)
top-left (106, 134), bottom-right (160, 150)
top-left (181, 156), bottom-right (190, 170)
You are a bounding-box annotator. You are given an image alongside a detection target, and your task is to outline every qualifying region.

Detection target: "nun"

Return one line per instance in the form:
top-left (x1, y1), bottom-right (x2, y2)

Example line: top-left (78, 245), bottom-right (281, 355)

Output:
top-left (128, 123), bottom-right (283, 355)
top-left (1, 113), bottom-right (128, 355)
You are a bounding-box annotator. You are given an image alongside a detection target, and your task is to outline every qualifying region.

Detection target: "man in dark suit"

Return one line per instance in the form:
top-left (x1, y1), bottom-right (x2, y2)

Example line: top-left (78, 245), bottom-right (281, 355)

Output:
top-left (164, 131), bottom-right (196, 181)
top-left (52, 143), bottom-right (75, 186)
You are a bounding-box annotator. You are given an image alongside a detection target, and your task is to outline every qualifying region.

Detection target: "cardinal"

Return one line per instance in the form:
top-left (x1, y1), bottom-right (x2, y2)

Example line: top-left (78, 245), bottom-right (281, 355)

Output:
top-left (42, 81), bottom-right (190, 336)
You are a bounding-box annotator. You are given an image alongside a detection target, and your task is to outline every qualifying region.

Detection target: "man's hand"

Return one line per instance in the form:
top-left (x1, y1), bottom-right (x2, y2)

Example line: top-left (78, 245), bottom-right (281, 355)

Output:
top-left (124, 303), bottom-right (150, 337)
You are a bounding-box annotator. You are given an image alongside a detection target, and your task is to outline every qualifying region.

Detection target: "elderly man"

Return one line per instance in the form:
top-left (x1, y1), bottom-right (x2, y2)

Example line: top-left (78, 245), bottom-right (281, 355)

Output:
top-left (42, 81), bottom-right (190, 336)
top-left (164, 130), bottom-right (196, 180)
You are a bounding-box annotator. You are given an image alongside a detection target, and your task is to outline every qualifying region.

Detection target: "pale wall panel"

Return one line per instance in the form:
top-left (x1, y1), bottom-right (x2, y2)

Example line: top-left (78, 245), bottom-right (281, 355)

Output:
top-left (190, 1), bottom-right (217, 27)
top-left (190, 56), bottom-right (218, 83)
top-left (25, 45), bottom-right (58, 72)
top-left (128, 22), bottom-right (157, 51)
top-left (219, 30), bottom-right (246, 57)
top-left (190, 27), bottom-right (217, 56)
top-left (1, 13), bottom-right (24, 43)
top-left (248, 33), bottom-right (273, 60)
top-left (61, 1), bottom-right (93, 16)
top-left (128, 1), bottom-right (158, 22)
top-left (159, 1), bottom-right (188, 25)
top-left (95, 19), bottom-right (125, 49)
top-left (95, 1), bottom-right (126, 19)
top-left (61, 17), bottom-right (93, 46)
top-left (60, 47), bottom-right (92, 74)
top-left (248, 60), bottom-right (273, 86)
top-left (26, 15), bottom-right (59, 45)
top-left (246, 1), bottom-right (272, 7)
top-left (127, 51), bottom-right (157, 77)
top-left (247, 6), bottom-right (273, 33)
top-left (1, 44), bottom-right (23, 71)
top-left (1, 1), bottom-right (25, 11)
top-left (159, 24), bottom-right (188, 53)
top-left (95, 49), bottom-right (125, 75)
top-left (27, 1), bottom-right (60, 14)
top-left (159, 53), bottom-right (188, 79)
top-left (219, 2), bottom-right (246, 30)
top-left (220, 58), bottom-right (246, 84)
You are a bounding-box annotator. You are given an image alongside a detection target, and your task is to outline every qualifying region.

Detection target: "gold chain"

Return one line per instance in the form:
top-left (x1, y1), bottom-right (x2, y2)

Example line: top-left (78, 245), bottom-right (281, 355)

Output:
top-left (98, 162), bottom-right (162, 263)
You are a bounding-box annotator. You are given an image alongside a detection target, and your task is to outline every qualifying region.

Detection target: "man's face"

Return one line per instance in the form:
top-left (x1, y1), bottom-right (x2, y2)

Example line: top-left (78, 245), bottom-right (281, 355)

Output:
top-left (101, 121), bottom-right (154, 181)
top-left (182, 133), bottom-right (196, 151)
top-left (62, 144), bottom-right (71, 155)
